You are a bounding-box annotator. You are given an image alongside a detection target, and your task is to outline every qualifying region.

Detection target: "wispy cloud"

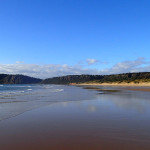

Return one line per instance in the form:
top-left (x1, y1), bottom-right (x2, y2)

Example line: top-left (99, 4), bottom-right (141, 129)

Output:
top-left (86, 59), bottom-right (108, 65)
top-left (16, 61), bottom-right (24, 64)
top-left (0, 57), bottom-right (149, 79)
top-left (0, 63), bottom-right (99, 79)
top-left (101, 57), bottom-right (149, 74)
top-left (86, 59), bottom-right (98, 65)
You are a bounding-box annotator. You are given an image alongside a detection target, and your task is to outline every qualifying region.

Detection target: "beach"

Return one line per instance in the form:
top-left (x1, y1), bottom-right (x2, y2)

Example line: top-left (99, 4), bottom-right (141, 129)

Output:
top-left (0, 85), bottom-right (150, 150)
top-left (78, 82), bottom-right (150, 92)
top-left (78, 82), bottom-right (150, 87)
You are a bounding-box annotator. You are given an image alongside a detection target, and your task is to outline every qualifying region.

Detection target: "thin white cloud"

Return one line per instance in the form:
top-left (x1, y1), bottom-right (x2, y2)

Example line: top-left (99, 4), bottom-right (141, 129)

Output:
top-left (0, 63), bottom-right (99, 79)
top-left (86, 59), bottom-right (108, 65)
top-left (16, 61), bottom-right (24, 64)
top-left (86, 59), bottom-right (98, 65)
top-left (102, 57), bottom-right (148, 74)
top-left (0, 57), bottom-right (149, 79)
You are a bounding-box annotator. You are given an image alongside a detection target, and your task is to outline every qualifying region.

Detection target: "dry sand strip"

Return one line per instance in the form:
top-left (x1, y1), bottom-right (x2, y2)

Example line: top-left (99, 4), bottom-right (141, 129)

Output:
top-left (76, 82), bottom-right (150, 92)
top-left (77, 82), bottom-right (150, 87)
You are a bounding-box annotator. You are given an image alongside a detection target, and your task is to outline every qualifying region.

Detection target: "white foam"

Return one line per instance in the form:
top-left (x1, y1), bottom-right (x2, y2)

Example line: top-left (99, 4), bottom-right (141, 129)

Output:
top-left (55, 89), bottom-right (64, 92)
top-left (8, 92), bottom-right (16, 94)
top-left (27, 89), bottom-right (32, 91)
top-left (43, 85), bottom-right (53, 89)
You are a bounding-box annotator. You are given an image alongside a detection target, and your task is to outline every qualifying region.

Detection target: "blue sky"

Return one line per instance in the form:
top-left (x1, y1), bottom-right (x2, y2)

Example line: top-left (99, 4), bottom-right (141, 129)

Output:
top-left (0, 0), bottom-right (150, 78)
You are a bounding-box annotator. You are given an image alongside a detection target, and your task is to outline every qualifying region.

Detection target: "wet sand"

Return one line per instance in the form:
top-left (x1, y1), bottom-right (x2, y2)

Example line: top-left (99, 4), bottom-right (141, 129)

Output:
top-left (0, 86), bottom-right (150, 150)
top-left (0, 102), bottom-right (150, 150)
top-left (123, 87), bottom-right (150, 92)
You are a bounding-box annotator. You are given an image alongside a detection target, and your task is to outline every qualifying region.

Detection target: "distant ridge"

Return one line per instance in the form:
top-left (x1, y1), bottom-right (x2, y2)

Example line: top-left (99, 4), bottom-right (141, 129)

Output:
top-left (0, 74), bottom-right (42, 84)
top-left (42, 75), bottom-right (103, 84)
top-left (42, 72), bottom-right (150, 84)
top-left (1, 72), bottom-right (150, 84)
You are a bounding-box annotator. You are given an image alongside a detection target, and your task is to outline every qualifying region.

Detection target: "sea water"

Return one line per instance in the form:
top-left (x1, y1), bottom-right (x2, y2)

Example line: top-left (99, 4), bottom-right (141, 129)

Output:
top-left (0, 84), bottom-right (97, 121)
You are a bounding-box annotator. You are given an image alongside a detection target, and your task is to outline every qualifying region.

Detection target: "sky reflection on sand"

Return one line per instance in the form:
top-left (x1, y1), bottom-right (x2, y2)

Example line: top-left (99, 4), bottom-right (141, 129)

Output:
top-left (0, 86), bottom-right (150, 150)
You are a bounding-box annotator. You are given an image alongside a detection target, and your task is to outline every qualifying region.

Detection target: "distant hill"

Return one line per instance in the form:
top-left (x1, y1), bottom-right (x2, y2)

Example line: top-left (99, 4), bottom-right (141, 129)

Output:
top-left (0, 74), bottom-right (42, 84)
top-left (42, 72), bottom-right (150, 84)
top-left (1, 72), bottom-right (150, 85)
top-left (42, 75), bottom-right (104, 84)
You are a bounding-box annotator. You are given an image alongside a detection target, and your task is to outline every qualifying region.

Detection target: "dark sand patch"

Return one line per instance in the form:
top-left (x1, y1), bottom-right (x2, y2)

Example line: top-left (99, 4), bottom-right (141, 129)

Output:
top-left (82, 86), bottom-right (120, 93)
top-left (124, 88), bottom-right (150, 92)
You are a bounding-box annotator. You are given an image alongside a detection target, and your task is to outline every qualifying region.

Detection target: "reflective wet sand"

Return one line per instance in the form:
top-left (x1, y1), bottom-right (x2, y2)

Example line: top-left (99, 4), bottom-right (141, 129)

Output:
top-left (0, 86), bottom-right (150, 150)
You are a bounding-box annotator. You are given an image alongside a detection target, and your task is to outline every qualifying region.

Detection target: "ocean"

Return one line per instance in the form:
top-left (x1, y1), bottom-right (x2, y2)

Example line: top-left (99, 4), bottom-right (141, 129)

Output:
top-left (0, 84), bottom-right (97, 121)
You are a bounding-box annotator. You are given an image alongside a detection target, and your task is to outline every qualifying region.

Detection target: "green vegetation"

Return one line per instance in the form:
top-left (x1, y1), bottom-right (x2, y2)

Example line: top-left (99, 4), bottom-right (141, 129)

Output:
top-left (42, 72), bottom-right (150, 84)
top-left (0, 74), bottom-right (42, 84)
top-left (42, 75), bottom-right (103, 84)
top-left (1, 72), bottom-right (150, 84)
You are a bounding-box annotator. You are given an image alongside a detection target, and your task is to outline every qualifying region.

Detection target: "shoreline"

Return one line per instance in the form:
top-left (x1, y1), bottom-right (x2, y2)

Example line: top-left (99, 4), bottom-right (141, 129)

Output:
top-left (76, 82), bottom-right (150, 87)
top-left (76, 82), bottom-right (150, 92)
